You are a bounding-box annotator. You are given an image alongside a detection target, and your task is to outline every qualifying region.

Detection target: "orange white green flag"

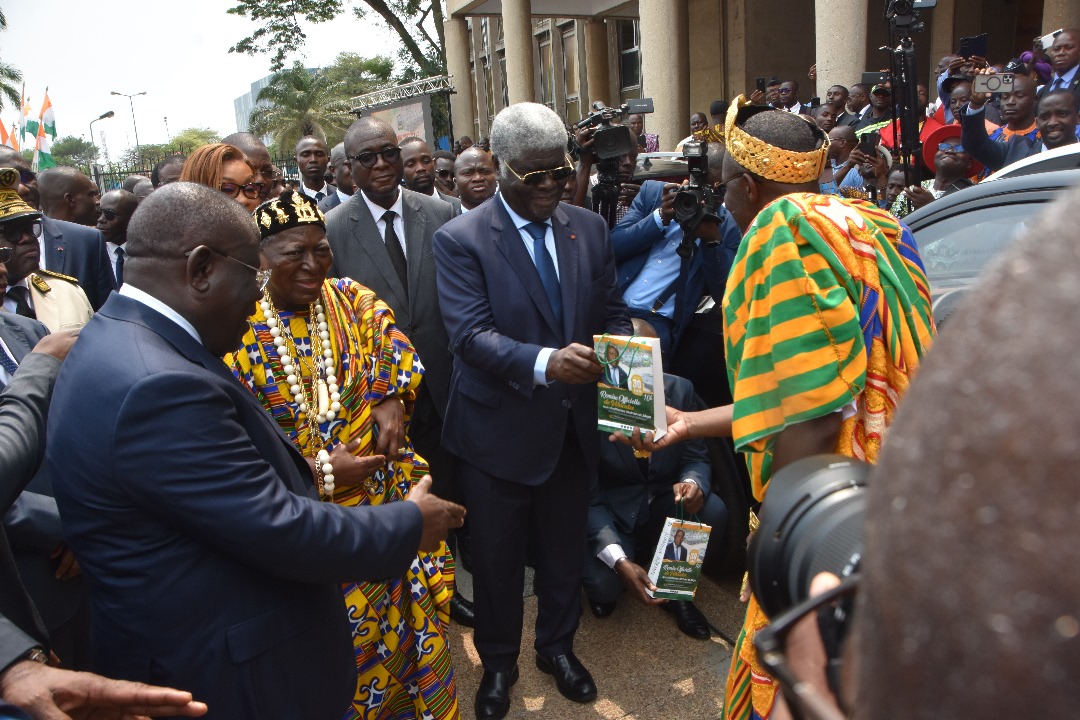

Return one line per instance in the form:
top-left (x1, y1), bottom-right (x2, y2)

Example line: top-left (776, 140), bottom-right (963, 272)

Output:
top-left (0, 122), bottom-right (9, 149)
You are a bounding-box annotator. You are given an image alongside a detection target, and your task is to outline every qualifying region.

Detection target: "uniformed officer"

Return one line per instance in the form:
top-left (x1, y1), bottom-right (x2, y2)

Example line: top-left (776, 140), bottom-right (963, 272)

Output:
top-left (0, 168), bottom-right (92, 332)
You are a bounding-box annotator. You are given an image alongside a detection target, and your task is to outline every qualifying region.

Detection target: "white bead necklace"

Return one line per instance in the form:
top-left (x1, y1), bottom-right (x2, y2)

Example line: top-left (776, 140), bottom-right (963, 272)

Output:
top-left (260, 292), bottom-right (342, 499)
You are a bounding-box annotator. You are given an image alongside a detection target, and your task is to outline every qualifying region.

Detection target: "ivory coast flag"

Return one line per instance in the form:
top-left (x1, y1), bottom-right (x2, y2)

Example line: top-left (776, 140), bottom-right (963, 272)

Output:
top-left (20, 92), bottom-right (38, 147)
top-left (0, 122), bottom-right (9, 149)
top-left (8, 124), bottom-right (18, 152)
top-left (39, 90), bottom-right (55, 140)
top-left (32, 123), bottom-right (54, 170)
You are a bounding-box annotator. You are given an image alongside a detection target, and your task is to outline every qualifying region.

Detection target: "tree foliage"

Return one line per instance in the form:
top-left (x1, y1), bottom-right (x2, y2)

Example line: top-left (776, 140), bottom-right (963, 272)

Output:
top-left (0, 9), bottom-right (22, 112)
top-left (248, 63), bottom-right (353, 151)
top-left (115, 127), bottom-right (221, 168)
top-left (323, 52), bottom-right (394, 99)
top-left (52, 136), bottom-right (98, 170)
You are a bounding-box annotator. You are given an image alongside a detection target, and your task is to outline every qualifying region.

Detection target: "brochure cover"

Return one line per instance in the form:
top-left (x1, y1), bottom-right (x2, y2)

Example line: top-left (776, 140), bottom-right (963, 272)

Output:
top-left (593, 334), bottom-right (666, 439)
top-left (646, 517), bottom-right (712, 600)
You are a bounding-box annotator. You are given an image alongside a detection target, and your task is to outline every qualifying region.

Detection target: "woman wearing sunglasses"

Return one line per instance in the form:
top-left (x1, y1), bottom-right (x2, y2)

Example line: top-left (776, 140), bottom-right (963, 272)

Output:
top-left (179, 143), bottom-right (264, 214)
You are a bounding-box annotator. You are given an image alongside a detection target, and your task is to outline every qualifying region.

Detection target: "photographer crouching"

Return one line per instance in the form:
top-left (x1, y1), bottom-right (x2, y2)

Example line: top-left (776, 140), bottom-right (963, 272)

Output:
top-left (613, 98), bottom-right (935, 720)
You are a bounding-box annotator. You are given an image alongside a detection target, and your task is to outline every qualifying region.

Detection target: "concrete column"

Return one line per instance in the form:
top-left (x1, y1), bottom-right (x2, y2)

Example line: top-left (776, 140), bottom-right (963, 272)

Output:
top-left (502, 0), bottom-right (535, 105)
top-left (444, 18), bottom-right (475, 141)
top-left (1043, 0), bottom-right (1080, 34)
top-left (724, 0), bottom-right (748, 99)
top-left (470, 20), bottom-right (489, 137)
top-left (489, 19), bottom-right (507, 113)
top-left (583, 19), bottom-right (610, 109)
top-left (814, 0), bottom-right (867, 100)
top-left (639, 0), bottom-right (689, 152)
top-left (929, 0), bottom-right (955, 98)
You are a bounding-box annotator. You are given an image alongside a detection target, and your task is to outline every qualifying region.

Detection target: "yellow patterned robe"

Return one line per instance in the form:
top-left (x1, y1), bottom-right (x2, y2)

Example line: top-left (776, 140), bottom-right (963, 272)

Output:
top-left (228, 278), bottom-right (458, 720)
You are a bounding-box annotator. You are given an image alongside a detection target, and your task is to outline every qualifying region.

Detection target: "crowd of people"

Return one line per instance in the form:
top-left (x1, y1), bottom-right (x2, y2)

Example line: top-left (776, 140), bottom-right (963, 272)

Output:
top-left (0, 25), bottom-right (1077, 720)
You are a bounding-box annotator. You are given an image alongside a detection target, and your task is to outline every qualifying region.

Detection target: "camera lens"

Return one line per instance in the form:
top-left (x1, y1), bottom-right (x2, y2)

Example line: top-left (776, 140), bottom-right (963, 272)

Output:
top-left (747, 454), bottom-right (869, 618)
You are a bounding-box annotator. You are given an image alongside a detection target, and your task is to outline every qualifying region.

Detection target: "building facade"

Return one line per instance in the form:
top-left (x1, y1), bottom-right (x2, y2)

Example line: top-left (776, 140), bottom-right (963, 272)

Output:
top-left (445, 0), bottom-right (1080, 151)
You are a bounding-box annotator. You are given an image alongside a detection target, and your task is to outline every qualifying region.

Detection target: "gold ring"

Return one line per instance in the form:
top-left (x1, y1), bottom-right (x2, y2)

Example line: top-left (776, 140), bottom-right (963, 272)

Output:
top-left (396, 447), bottom-right (407, 455)
top-left (632, 448), bottom-right (651, 459)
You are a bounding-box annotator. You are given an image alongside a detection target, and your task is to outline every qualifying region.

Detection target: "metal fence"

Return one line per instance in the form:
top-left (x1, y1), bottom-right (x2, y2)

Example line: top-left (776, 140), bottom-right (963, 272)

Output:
top-left (90, 153), bottom-right (308, 192)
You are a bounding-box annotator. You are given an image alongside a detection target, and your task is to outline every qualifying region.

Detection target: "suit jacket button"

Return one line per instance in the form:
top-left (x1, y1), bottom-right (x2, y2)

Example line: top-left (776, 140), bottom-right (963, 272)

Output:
top-left (562, 399), bottom-right (572, 408)
top-left (510, 381), bottom-right (519, 390)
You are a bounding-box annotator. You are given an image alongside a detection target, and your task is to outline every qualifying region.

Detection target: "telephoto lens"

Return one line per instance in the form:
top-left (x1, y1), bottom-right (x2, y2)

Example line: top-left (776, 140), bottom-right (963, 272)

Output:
top-left (747, 454), bottom-right (869, 618)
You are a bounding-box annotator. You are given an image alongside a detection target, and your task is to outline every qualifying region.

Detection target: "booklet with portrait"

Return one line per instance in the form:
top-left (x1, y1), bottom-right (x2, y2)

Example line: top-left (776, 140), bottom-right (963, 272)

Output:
top-left (593, 334), bottom-right (666, 440)
top-left (646, 517), bottom-right (712, 600)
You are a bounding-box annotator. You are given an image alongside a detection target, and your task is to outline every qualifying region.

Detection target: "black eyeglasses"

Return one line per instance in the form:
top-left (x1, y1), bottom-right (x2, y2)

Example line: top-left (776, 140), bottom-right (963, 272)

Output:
top-left (99, 208), bottom-right (119, 221)
top-left (348, 147), bottom-right (403, 168)
top-left (184, 245), bottom-right (271, 292)
top-left (0, 246), bottom-right (12, 264)
top-left (754, 574), bottom-right (860, 720)
top-left (435, 169), bottom-right (453, 178)
top-left (0, 218), bottom-right (43, 245)
top-left (504, 155), bottom-right (575, 186)
top-left (219, 181), bottom-right (266, 201)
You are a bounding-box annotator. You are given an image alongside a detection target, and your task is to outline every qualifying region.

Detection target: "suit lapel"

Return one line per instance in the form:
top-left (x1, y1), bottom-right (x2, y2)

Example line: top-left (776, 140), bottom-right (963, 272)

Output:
top-left (0, 320), bottom-right (33, 363)
top-left (492, 201), bottom-right (562, 338)
top-left (551, 206), bottom-right (579, 342)
top-left (402, 189), bottom-right (427, 307)
top-left (348, 194), bottom-right (409, 309)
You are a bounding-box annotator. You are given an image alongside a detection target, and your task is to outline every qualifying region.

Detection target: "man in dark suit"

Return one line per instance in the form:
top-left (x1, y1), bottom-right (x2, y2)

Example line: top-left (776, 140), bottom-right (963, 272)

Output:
top-left (46, 183), bottom-right (464, 720)
top-left (663, 530), bottom-right (687, 561)
top-left (585, 372), bottom-right (727, 639)
top-left (963, 88), bottom-right (1079, 172)
top-left (0, 310), bottom-right (89, 669)
top-left (400, 137), bottom-right (462, 215)
top-left (0, 154), bottom-right (114, 310)
top-left (610, 146), bottom-right (741, 356)
top-left (601, 343), bottom-right (629, 388)
top-left (1039, 29), bottom-right (1080, 101)
top-left (433, 102), bottom-right (632, 719)
top-left (317, 143), bottom-right (354, 214)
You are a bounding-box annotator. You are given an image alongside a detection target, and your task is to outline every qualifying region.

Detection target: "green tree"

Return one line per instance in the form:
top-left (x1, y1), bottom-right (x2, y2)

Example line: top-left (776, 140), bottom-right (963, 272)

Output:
top-left (51, 136), bottom-right (98, 171)
top-left (169, 127), bottom-right (221, 154)
top-left (248, 63), bottom-right (352, 150)
top-left (227, 1), bottom-right (446, 77)
top-left (323, 52), bottom-right (394, 100)
top-left (115, 127), bottom-right (221, 168)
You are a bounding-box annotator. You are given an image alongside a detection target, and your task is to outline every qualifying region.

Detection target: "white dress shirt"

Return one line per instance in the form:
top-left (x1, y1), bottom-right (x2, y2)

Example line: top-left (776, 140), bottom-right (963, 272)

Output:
top-left (119, 284), bottom-right (202, 344)
top-left (360, 190), bottom-right (406, 257)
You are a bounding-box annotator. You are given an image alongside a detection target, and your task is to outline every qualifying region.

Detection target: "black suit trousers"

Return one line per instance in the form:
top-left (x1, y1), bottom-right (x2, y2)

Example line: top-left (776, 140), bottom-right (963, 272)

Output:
top-left (458, 421), bottom-right (588, 671)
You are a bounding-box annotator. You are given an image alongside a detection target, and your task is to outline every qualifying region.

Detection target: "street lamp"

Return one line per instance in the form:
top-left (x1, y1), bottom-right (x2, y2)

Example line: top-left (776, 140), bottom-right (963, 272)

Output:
top-left (89, 110), bottom-right (114, 148)
top-left (110, 91), bottom-right (147, 163)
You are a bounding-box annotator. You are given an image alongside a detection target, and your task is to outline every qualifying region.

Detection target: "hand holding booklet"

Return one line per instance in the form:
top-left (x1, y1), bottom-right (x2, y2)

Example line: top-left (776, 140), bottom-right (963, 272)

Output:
top-left (593, 334), bottom-right (666, 439)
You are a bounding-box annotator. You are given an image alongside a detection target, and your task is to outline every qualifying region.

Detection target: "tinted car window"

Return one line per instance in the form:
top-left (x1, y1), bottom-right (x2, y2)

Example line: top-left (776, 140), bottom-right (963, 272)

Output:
top-left (915, 202), bottom-right (1043, 291)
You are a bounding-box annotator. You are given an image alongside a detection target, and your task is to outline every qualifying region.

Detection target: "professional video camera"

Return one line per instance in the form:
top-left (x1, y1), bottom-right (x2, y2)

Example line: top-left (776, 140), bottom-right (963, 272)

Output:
top-left (672, 141), bottom-right (720, 256)
top-left (573, 98), bottom-right (654, 228)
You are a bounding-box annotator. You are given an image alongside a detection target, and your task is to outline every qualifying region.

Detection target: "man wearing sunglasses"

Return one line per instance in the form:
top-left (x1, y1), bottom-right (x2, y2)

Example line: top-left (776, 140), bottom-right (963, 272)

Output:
top-left (95, 190), bottom-right (138, 287)
top-left (433, 102), bottom-right (631, 719)
top-left (0, 154), bottom-right (115, 311)
top-left (433, 150), bottom-right (459, 198)
top-left (0, 170), bottom-right (93, 333)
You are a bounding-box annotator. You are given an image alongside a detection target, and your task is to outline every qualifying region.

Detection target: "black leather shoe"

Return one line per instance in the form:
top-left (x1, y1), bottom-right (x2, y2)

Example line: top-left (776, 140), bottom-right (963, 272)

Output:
top-left (449, 595), bottom-right (475, 627)
top-left (662, 600), bottom-right (711, 640)
top-left (589, 599), bottom-right (616, 619)
top-left (474, 666), bottom-right (518, 719)
top-left (535, 652), bottom-right (597, 703)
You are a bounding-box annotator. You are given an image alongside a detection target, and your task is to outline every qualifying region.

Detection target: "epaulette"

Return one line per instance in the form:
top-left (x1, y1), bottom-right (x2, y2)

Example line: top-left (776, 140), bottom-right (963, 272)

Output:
top-left (35, 268), bottom-right (79, 284)
top-left (30, 269), bottom-right (79, 294)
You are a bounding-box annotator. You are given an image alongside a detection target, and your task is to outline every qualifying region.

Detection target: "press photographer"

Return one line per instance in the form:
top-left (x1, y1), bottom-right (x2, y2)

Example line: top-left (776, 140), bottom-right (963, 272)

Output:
top-left (607, 141), bottom-right (741, 358)
top-left (572, 99), bottom-right (654, 228)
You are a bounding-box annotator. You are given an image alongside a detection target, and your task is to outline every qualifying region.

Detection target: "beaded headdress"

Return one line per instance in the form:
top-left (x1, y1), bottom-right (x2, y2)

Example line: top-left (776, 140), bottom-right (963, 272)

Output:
top-left (724, 95), bottom-right (830, 184)
top-left (253, 189), bottom-right (325, 240)
top-left (0, 168), bottom-right (40, 224)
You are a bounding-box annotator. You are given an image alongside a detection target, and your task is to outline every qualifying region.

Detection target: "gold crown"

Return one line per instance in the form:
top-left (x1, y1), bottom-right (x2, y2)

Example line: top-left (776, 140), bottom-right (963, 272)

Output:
top-left (253, 189), bottom-right (325, 239)
top-left (724, 96), bottom-right (829, 184)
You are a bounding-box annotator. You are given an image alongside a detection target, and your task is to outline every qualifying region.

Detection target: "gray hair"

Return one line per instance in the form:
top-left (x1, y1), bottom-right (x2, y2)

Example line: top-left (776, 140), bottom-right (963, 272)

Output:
top-left (490, 102), bottom-right (568, 178)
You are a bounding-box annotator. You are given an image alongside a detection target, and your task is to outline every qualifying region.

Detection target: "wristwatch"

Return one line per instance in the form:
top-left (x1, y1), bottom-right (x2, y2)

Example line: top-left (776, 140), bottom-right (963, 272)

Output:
top-left (21, 647), bottom-right (48, 665)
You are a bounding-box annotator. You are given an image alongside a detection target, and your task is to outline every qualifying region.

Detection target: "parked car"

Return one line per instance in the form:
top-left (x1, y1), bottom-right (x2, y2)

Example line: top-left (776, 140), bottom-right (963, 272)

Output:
top-left (905, 168), bottom-right (1080, 325)
top-left (983, 143), bottom-right (1080, 182)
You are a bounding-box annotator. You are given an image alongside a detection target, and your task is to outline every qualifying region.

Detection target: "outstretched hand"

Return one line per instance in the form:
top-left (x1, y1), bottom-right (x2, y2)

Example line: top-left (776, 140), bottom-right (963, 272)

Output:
top-left (609, 406), bottom-right (690, 453)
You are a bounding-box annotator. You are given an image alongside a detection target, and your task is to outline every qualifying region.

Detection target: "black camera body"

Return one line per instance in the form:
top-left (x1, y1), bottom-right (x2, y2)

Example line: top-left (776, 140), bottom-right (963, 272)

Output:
top-left (673, 141), bottom-right (719, 255)
top-left (575, 98), bottom-right (654, 228)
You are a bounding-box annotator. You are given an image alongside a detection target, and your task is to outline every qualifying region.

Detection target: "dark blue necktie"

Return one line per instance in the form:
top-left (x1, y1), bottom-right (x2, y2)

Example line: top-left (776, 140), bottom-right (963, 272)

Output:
top-left (6, 286), bottom-right (34, 319)
top-left (523, 222), bottom-right (562, 326)
top-left (114, 246), bottom-right (125, 287)
top-left (0, 343), bottom-right (18, 380)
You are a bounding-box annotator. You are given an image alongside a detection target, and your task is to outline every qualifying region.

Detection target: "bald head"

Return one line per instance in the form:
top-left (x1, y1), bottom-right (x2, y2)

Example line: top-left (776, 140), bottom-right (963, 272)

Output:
top-left (38, 166), bottom-right (101, 225)
top-left (857, 184), bottom-right (1080, 717)
top-left (133, 179), bottom-right (154, 202)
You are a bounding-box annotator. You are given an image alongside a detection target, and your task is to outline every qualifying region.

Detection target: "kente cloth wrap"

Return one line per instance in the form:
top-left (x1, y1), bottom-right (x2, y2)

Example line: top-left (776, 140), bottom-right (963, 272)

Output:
top-left (720, 193), bottom-right (934, 720)
top-left (228, 278), bottom-right (458, 720)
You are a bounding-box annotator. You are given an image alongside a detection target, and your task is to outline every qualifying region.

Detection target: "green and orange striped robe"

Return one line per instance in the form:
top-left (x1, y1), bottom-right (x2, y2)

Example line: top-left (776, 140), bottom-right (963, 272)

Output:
top-left (721, 193), bottom-right (934, 719)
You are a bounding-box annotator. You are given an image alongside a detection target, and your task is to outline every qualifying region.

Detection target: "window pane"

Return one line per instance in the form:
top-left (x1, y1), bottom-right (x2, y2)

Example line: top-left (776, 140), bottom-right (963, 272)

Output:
top-left (563, 33), bottom-right (579, 97)
top-left (539, 36), bottom-right (553, 105)
top-left (621, 49), bottom-right (640, 90)
top-left (619, 20), bottom-right (636, 51)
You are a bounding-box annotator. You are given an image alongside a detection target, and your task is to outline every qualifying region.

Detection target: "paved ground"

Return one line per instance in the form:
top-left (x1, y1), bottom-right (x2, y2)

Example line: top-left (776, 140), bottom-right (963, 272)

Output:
top-left (446, 571), bottom-right (746, 719)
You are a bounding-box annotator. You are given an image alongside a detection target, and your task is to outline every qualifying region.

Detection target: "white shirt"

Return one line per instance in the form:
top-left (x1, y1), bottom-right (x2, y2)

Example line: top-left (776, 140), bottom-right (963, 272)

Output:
top-left (106, 241), bottom-right (124, 283)
top-left (298, 181), bottom-right (328, 201)
top-left (2, 278), bottom-right (32, 314)
top-left (360, 190), bottom-right (406, 258)
top-left (496, 193), bottom-right (560, 386)
top-left (783, 101), bottom-right (805, 114)
top-left (119, 284), bottom-right (202, 344)
top-left (1047, 63), bottom-right (1079, 92)
top-left (335, 188), bottom-right (351, 205)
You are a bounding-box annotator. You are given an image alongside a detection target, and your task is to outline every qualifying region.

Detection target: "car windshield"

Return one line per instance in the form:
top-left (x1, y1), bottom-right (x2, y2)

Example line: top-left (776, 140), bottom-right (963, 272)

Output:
top-left (915, 202), bottom-right (1043, 291)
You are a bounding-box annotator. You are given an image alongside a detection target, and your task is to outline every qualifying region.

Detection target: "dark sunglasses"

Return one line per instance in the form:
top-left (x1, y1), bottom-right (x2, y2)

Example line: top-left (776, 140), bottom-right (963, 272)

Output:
top-left (348, 147), bottom-right (403, 168)
top-left (505, 155), bottom-right (576, 186)
top-left (938, 142), bottom-right (965, 153)
top-left (435, 169), bottom-right (453, 178)
top-left (0, 246), bottom-right (12, 263)
top-left (18, 169), bottom-right (36, 185)
top-left (219, 181), bottom-right (266, 200)
top-left (99, 208), bottom-right (119, 221)
top-left (0, 218), bottom-right (43, 245)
